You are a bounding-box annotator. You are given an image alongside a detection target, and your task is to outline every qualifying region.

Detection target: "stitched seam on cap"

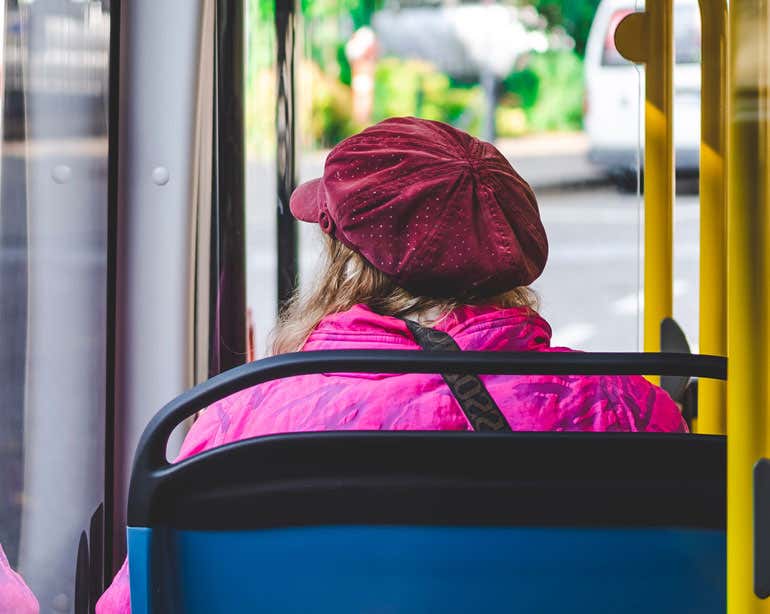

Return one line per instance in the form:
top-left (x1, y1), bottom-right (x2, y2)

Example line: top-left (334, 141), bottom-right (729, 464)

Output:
top-left (483, 170), bottom-right (545, 265)
top-left (480, 179), bottom-right (517, 281)
top-left (336, 138), bottom-right (454, 164)
top-left (335, 160), bottom-right (467, 214)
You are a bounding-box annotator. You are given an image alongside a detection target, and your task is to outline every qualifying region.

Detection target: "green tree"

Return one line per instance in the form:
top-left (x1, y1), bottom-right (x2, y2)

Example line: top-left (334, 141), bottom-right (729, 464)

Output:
top-left (529, 0), bottom-right (602, 56)
top-left (301, 0), bottom-right (380, 27)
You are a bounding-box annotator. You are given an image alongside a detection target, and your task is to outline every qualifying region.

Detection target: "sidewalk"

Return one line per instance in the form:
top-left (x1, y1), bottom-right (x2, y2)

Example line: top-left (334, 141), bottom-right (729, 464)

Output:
top-left (495, 131), bottom-right (610, 192)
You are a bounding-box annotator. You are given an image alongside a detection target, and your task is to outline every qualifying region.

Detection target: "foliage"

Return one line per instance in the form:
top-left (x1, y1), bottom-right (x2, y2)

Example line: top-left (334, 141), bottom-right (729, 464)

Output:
top-left (495, 107), bottom-right (528, 138)
top-left (252, 0), bottom-right (376, 24)
top-left (372, 58), bottom-right (484, 135)
top-left (245, 68), bottom-right (276, 159)
top-left (503, 50), bottom-right (584, 132)
top-left (246, 59), bottom-right (356, 157)
top-left (247, 0), bottom-right (361, 155)
top-left (245, 0), bottom-right (589, 154)
top-left (302, 61), bottom-right (357, 147)
top-left (528, 0), bottom-right (602, 56)
top-left (299, 0), bottom-right (379, 28)
top-left (336, 42), bottom-right (352, 86)
top-left (248, 0), bottom-right (381, 82)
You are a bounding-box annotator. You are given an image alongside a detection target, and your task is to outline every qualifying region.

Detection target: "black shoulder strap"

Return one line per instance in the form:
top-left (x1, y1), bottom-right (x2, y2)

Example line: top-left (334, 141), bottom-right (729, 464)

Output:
top-left (402, 318), bottom-right (512, 432)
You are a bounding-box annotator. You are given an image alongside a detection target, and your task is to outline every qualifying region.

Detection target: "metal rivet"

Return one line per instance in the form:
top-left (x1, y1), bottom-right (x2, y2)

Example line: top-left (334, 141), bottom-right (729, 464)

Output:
top-left (52, 593), bottom-right (69, 611)
top-left (152, 166), bottom-right (170, 186)
top-left (52, 165), bottom-right (71, 184)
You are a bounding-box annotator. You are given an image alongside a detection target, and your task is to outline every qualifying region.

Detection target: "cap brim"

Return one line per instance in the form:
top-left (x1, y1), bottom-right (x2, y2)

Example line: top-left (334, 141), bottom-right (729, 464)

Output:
top-left (289, 177), bottom-right (322, 223)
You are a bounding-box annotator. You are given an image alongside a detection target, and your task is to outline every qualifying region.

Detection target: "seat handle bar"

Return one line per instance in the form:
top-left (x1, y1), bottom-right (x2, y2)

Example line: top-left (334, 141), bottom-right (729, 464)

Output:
top-left (131, 350), bottom-right (726, 478)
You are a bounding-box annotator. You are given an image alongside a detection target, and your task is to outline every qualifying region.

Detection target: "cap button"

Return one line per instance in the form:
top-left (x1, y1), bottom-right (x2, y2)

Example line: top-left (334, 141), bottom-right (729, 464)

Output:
top-left (319, 210), bottom-right (334, 234)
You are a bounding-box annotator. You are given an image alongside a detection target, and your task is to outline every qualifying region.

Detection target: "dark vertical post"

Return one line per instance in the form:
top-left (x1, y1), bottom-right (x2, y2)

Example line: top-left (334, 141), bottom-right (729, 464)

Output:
top-left (210, 0), bottom-right (247, 376)
top-left (275, 0), bottom-right (298, 310)
top-left (481, 69), bottom-right (498, 143)
top-left (105, 0), bottom-right (122, 577)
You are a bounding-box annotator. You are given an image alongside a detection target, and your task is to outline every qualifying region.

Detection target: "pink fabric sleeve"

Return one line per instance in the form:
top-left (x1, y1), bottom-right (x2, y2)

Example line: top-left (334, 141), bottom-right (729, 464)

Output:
top-left (0, 544), bottom-right (39, 614)
top-left (646, 379), bottom-right (690, 433)
top-left (96, 404), bottom-right (227, 613)
top-left (96, 559), bottom-right (131, 614)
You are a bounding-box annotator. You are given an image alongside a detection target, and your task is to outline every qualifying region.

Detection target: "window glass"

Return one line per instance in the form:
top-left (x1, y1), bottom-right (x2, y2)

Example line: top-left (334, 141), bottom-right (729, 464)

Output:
top-left (672, 1), bottom-right (702, 348)
top-left (675, 3), bottom-right (701, 65)
top-left (291, 0), bottom-right (644, 351)
top-left (245, 0), bottom-right (703, 358)
top-left (245, 0), bottom-right (278, 357)
top-left (0, 1), bottom-right (110, 611)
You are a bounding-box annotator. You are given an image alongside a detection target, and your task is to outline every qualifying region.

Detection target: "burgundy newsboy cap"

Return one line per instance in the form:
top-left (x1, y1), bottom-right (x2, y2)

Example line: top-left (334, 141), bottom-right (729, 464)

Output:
top-left (290, 116), bottom-right (548, 297)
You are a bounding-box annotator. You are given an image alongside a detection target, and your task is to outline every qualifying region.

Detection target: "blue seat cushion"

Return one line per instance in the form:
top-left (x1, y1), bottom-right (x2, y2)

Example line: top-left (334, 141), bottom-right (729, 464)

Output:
top-left (128, 525), bottom-right (725, 613)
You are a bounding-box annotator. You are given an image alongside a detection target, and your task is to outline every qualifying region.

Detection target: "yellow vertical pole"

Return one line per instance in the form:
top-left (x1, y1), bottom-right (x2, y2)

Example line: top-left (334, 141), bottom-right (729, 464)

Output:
top-left (698, 0), bottom-right (728, 435)
top-left (613, 0), bottom-right (674, 383)
top-left (727, 0), bottom-right (770, 607)
top-left (643, 0), bottom-right (674, 381)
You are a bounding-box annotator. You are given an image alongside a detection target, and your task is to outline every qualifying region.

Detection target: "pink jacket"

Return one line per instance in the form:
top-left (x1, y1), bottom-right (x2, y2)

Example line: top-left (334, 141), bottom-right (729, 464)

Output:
top-left (0, 545), bottom-right (38, 614)
top-left (97, 304), bottom-right (686, 612)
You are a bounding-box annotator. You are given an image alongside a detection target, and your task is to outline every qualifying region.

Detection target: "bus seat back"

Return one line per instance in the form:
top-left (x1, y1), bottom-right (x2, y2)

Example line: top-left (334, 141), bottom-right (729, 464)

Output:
top-left (126, 432), bottom-right (726, 613)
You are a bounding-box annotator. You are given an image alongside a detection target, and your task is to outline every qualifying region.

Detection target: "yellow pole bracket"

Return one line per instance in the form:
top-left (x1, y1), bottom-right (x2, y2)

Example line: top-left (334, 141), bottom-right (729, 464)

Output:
top-left (614, 12), bottom-right (648, 64)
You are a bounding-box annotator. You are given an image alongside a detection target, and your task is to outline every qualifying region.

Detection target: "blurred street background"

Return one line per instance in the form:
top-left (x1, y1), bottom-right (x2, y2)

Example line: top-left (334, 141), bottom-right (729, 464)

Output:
top-left (245, 135), bottom-right (699, 356)
top-left (243, 0), bottom-right (701, 354)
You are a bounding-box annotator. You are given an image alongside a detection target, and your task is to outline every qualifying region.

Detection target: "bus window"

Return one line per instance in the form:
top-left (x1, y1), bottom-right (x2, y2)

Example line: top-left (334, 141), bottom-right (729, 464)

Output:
top-left (245, 0), bottom-right (279, 357)
top-left (278, 1), bottom-right (645, 352)
top-left (0, 1), bottom-right (110, 611)
top-left (243, 0), bottom-right (706, 357)
top-left (675, 3), bottom-right (701, 64)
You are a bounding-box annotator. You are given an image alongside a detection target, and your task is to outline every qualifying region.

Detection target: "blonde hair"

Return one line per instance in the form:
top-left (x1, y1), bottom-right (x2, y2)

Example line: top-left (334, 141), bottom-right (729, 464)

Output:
top-left (270, 234), bottom-right (539, 355)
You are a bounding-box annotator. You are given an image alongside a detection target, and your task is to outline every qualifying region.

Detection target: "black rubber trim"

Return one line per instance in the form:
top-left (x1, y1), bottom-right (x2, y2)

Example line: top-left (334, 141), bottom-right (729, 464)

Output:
top-left (755, 459), bottom-right (770, 598)
top-left (74, 531), bottom-right (89, 614)
top-left (275, 0), bottom-right (298, 308)
top-left (127, 350), bottom-right (726, 530)
top-left (104, 0), bottom-right (122, 580)
top-left (89, 503), bottom-right (104, 612)
top-left (128, 432), bottom-right (726, 530)
top-left (210, 0), bottom-right (247, 376)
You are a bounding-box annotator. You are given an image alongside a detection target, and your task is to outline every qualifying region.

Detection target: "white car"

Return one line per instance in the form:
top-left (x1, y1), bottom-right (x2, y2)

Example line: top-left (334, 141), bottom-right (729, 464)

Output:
top-left (584, 0), bottom-right (701, 186)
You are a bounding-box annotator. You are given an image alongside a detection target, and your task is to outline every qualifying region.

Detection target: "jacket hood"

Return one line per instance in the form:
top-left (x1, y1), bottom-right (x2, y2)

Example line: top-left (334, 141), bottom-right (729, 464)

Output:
top-left (303, 304), bottom-right (553, 353)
